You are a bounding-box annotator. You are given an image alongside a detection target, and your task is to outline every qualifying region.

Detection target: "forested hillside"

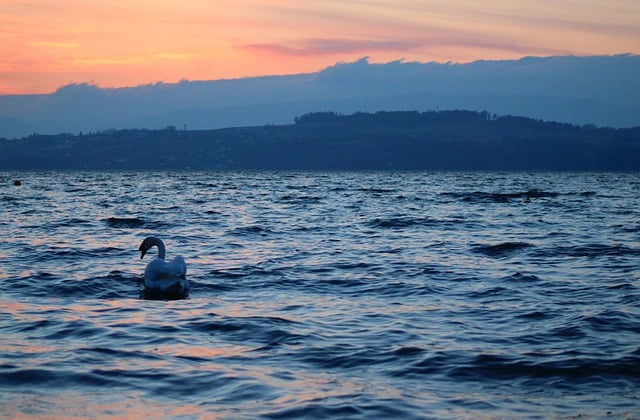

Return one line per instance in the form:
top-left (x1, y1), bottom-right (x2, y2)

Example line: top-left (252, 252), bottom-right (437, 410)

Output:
top-left (1, 111), bottom-right (638, 170)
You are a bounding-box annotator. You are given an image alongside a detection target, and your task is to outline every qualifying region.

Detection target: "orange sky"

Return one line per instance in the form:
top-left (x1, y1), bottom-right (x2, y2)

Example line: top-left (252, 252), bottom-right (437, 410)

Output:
top-left (1, 0), bottom-right (638, 95)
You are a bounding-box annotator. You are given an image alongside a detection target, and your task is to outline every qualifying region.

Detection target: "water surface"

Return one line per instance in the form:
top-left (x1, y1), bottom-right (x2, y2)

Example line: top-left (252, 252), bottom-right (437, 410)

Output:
top-left (1, 172), bottom-right (639, 418)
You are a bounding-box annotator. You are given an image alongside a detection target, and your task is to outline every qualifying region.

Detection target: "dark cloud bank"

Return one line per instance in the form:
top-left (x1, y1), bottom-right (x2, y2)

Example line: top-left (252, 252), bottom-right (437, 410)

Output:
top-left (0, 54), bottom-right (638, 139)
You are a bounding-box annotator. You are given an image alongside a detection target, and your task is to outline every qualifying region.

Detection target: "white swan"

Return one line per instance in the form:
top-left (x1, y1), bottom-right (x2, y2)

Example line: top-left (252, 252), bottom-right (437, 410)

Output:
top-left (139, 236), bottom-right (189, 297)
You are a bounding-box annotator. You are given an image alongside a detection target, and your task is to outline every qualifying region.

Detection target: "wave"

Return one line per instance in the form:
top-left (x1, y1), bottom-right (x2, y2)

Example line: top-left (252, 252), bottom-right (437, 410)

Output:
top-left (30, 246), bottom-right (125, 264)
top-left (277, 194), bottom-right (323, 205)
top-left (4, 271), bottom-right (140, 299)
top-left (452, 353), bottom-right (640, 381)
top-left (264, 402), bottom-right (413, 419)
top-left (442, 189), bottom-right (560, 203)
top-left (104, 217), bottom-right (175, 230)
top-left (104, 217), bottom-right (145, 228)
top-left (583, 310), bottom-right (640, 334)
top-left (1, 195), bottom-right (20, 204)
top-left (358, 187), bottom-right (395, 194)
top-left (393, 350), bottom-right (640, 383)
top-left (366, 216), bottom-right (437, 229)
top-left (58, 217), bottom-right (93, 227)
top-left (184, 315), bottom-right (303, 349)
top-left (502, 272), bottom-right (541, 282)
top-left (226, 225), bottom-right (275, 237)
top-left (618, 224), bottom-right (640, 233)
top-left (471, 242), bottom-right (534, 257)
top-left (536, 243), bottom-right (640, 258)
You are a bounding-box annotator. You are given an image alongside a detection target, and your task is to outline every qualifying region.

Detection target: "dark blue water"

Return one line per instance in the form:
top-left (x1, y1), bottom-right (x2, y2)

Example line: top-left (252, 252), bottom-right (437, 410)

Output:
top-left (1, 172), bottom-right (639, 418)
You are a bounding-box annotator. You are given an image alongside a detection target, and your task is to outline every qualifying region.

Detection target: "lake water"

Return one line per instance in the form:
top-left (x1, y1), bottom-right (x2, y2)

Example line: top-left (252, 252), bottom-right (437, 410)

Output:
top-left (1, 171), bottom-right (639, 418)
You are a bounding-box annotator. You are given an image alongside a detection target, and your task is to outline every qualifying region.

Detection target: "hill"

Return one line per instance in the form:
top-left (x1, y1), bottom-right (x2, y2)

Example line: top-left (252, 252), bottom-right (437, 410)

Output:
top-left (1, 111), bottom-right (638, 171)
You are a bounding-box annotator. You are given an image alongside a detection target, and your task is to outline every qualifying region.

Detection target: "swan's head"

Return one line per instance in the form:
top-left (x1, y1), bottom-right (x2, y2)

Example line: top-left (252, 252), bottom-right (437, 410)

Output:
top-left (139, 236), bottom-right (166, 260)
top-left (139, 242), bottom-right (148, 259)
top-left (139, 237), bottom-right (156, 259)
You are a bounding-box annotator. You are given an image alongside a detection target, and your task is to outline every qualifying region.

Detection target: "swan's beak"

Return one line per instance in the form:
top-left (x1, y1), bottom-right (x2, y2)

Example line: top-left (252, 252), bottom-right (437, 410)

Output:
top-left (139, 244), bottom-right (147, 259)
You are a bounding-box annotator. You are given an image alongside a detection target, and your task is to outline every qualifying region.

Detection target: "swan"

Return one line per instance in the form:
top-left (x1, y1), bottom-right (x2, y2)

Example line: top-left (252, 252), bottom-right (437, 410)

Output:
top-left (139, 236), bottom-right (189, 297)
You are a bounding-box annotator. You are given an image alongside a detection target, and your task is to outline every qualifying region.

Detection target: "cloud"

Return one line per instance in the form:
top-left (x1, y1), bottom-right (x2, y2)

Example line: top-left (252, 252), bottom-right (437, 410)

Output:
top-left (477, 4), bottom-right (640, 38)
top-left (242, 36), bottom-right (568, 58)
top-left (29, 41), bottom-right (79, 49)
top-left (242, 38), bottom-right (425, 56)
top-left (434, 36), bottom-right (570, 57)
top-left (69, 51), bottom-right (194, 66)
top-left (151, 52), bottom-right (195, 61)
top-left (71, 56), bottom-right (148, 65)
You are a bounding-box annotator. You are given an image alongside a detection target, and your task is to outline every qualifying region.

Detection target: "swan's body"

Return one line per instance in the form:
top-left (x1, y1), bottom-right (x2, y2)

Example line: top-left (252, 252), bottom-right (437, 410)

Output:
top-left (139, 236), bottom-right (189, 298)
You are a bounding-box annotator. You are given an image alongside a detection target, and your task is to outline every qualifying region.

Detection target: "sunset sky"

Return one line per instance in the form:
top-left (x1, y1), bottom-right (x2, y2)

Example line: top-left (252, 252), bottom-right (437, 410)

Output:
top-left (1, 0), bottom-right (639, 95)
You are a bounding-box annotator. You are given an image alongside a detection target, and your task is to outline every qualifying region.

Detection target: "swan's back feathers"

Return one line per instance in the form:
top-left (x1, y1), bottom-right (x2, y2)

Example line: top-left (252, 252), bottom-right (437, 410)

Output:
top-left (143, 256), bottom-right (189, 296)
top-left (170, 256), bottom-right (187, 278)
top-left (144, 257), bottom-right (187, 281)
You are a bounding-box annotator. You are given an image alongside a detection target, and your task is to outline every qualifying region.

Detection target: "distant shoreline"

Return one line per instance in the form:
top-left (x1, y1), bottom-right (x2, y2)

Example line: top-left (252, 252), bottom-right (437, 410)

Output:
top-left (1, 110), bottom-right (638, 171)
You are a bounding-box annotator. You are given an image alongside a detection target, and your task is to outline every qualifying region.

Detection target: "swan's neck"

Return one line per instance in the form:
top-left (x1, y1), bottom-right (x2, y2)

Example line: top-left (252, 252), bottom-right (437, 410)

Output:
top-left (149, 237), bottom-right (166, 260)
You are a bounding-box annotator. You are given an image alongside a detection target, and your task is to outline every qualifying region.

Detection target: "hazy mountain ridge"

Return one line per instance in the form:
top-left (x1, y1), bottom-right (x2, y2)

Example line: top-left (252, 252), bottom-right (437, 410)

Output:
top-left (1, 110), bottom-right (638, 171)
top-left (0, 55), bottom-right (638, 139)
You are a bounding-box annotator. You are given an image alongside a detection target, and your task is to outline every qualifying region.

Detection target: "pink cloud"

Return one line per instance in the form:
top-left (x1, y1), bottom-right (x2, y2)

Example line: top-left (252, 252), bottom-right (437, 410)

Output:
top-left (241, 36), bottom-right (568, 58)
top-left (242, 38), bottom-right (426, 56)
